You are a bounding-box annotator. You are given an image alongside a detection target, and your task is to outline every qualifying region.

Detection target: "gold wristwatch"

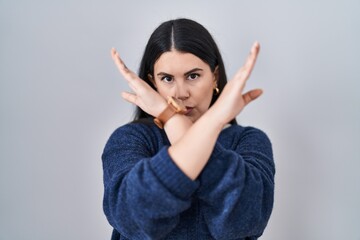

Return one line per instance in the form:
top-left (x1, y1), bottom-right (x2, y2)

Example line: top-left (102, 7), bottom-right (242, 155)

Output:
top-left (154, 96), bottom-right (186, 129)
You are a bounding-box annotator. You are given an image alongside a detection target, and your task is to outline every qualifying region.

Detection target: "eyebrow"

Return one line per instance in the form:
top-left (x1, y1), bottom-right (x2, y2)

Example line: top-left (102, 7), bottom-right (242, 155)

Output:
top-left (156, 68), bottom-right (203, 77)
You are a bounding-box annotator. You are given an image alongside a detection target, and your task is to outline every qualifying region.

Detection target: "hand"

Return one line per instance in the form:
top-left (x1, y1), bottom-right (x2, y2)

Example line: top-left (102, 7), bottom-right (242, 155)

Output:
top-left (111, 48), bottom-right (167, 117)
top-left (212, 42), bottom-right (263, 125)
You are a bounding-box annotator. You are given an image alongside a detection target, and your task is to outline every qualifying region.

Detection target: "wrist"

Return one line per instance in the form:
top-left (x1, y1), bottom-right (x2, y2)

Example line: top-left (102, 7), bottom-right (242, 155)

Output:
top-left (154, 97), bottom-right (187, 129)
top-left (203, 106), bottom-right (227, 132)
top-left (163, 114), bottom-right (193, 144)
top-left (155, 100), bottom-right (168, 117)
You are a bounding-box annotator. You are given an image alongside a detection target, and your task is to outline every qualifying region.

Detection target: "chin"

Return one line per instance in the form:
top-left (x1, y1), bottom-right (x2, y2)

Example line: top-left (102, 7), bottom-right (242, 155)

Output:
top-left (187, 115), bottom-right (198, 123)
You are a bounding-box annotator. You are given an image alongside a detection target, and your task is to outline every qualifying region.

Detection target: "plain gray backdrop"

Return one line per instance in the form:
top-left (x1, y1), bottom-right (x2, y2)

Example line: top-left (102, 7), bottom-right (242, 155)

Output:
top-left (1, 0), bottom-right (359, 239)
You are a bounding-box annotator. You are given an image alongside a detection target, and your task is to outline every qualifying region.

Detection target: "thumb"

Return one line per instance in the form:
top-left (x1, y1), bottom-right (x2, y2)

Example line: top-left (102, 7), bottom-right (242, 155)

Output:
top-left (121, 91), bottom-right (138, 105)
top-left (242, 89), bottom-right (263, 105)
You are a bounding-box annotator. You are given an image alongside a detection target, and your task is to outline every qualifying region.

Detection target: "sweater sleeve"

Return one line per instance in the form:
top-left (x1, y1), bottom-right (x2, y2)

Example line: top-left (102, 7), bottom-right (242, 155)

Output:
top-left (102, 123), bottom-right (199, 240)
top-left (197, 126), bottom-right (275, 239)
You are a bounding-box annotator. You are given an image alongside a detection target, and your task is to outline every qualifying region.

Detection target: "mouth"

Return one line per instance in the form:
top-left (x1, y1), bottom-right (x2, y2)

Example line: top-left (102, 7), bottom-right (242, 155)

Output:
top-left (185, 106), bottom-right (194, 115)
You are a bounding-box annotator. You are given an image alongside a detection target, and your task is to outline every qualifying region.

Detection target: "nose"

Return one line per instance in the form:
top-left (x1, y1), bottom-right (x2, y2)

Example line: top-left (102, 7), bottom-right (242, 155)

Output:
top-left (174, 81), bottom-right (190, 101)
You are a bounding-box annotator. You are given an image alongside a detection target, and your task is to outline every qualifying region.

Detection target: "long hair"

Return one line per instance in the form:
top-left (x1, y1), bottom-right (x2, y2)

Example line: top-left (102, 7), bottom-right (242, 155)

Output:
top-left (133, 18), bottom-right (237, 125)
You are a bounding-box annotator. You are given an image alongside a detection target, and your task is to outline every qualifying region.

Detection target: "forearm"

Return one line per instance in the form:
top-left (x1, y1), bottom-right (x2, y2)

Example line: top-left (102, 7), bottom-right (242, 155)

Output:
top-left (196, 127), bottom-right (275, 238)
top-left (168, 107), bottom-right (224, 180)
top-left (163, 114), bottom-right (193, 144)
top-left (199, 156), bottom-right (274, 238)
top-left (103, 146), bottom-right (198, 238)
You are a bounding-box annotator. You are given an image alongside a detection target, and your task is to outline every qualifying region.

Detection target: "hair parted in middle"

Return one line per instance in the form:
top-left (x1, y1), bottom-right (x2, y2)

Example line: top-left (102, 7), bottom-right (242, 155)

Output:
top-left (134, 18), bottom-right (236, 125)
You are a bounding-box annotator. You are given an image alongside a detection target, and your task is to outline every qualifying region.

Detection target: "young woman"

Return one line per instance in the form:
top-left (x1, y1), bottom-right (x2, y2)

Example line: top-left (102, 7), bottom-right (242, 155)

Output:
top-left (102, 18), bottom-right (275, 240)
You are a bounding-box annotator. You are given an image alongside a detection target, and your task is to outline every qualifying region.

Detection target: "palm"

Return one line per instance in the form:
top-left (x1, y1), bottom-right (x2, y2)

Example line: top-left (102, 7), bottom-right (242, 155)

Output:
top-left (111, 48), bottom-right (167, 117)
top-left (213, 42), bottom-right (263, 124)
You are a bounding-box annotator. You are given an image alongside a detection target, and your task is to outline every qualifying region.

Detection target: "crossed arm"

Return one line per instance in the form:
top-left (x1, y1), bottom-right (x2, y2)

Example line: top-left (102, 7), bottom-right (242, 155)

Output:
top-left (111, 42), bottom-right (263, 180)
top-left (102, 123), bottom-right (274, 239)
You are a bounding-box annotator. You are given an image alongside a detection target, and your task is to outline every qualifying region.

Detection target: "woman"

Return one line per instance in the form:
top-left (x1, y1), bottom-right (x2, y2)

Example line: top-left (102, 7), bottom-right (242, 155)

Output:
top-left (102, 18), bottom-right (275, 240)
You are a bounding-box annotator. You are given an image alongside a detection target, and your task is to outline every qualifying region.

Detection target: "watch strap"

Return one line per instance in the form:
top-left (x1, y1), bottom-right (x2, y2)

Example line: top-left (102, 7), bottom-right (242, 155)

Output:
top-left (154, 104), bottom-right (177, 129)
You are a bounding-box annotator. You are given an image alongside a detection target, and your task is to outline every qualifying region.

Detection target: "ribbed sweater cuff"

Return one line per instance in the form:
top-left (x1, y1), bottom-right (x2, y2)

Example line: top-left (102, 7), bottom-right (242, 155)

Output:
top-left (150, 146), bottom-right (199, 199)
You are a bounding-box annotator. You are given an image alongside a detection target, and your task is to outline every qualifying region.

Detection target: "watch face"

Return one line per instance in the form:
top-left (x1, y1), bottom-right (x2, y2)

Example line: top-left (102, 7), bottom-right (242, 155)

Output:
top-left (167, 96), bottom-right (187, 113)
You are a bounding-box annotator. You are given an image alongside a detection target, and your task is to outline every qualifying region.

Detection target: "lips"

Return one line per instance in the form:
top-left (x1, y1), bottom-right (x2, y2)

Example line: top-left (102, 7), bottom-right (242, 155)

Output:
top-left (185, 106), bottom-right (194, 115)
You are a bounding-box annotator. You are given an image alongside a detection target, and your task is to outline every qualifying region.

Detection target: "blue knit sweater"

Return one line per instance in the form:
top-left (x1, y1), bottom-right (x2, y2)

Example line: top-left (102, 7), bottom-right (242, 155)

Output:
top-left (102, 120), bottom-right (275, 240)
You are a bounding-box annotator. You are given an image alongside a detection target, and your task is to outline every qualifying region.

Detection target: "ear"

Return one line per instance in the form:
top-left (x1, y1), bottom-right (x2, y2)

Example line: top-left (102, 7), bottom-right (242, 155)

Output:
top-left (148, 73), bottom-right (157, 88)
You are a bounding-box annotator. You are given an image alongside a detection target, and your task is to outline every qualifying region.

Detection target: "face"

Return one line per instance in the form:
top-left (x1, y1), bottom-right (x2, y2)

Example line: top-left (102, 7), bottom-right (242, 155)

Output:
top-left (152, 50), bottom-right (217, 122)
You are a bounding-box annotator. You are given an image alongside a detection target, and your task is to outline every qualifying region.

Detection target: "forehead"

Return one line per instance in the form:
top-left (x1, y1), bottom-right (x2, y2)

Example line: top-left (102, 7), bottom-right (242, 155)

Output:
top-left (154, 50), bottom-right (210, 73)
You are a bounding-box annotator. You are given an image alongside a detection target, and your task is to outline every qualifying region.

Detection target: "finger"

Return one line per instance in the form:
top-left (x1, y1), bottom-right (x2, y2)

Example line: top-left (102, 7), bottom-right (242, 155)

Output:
top-left (111, 48), bottom-right (127, 71)
top-left (123, 79), bottom-right (138, 92)
top-left (234, 42), bottom-right (260, 88)
top-left (111, 48), bottom-right (136, 80)
top-left (111, 48), bottom-right (147, 91)
top-left (111, 48), bottom-right (126, 68)
top-left (121, 91), bottom-right (138, 105)
top-left (244, 41), bottom-right (260, 71)
top-left (242, 88), bottom-right (263, 105)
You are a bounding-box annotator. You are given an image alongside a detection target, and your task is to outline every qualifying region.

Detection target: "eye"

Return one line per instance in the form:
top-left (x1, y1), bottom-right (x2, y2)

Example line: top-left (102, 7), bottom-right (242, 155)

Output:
top-left (161, 75), bottom-right (173, 83)
top-left (187, 73), bottom-right (200, 81)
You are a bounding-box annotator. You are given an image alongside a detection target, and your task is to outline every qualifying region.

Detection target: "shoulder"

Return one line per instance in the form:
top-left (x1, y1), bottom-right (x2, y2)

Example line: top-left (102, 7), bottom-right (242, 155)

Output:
top-left (223, 124), bottom-right (270, 141)
top-left (103, 119), bottom-right (168, 155)
top-left (223, 124), bottom-right (271, 141)
top-left (223, 123), bottom-right (267, 134)
top-left (220, 124), bottom-right (273, 156)
top-left (110, 120), bottom-right (159, 141)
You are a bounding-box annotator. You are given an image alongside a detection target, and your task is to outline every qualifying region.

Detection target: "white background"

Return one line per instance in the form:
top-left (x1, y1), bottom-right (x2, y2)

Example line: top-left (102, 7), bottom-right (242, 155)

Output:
top-left (1, 0), bottom-right (359, 239)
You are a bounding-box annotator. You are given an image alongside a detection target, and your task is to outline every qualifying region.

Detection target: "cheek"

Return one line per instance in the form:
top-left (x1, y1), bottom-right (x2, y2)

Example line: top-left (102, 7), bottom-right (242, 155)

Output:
top-left (196, 86), bottom-right (213, 109)
top-left (204, 90), bottom-right (214, 108)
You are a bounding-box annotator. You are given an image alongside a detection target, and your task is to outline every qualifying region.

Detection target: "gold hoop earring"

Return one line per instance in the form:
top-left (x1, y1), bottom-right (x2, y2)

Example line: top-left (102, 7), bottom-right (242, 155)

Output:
top-left (147, 74), bottom-right (153, 81)
top-left (214, 87), bottom-right (219, 95)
